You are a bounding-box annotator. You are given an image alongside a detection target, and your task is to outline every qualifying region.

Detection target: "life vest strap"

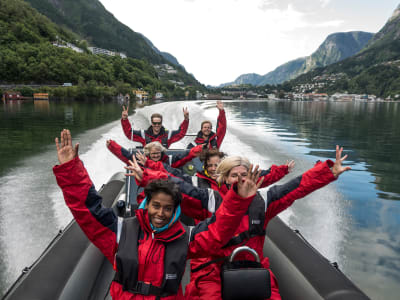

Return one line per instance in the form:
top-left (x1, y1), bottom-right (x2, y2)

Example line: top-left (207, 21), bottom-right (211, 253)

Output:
top-left (222, 229), bottom-right (266, 249)
top-left (131, 281), bottom-right (163, 296)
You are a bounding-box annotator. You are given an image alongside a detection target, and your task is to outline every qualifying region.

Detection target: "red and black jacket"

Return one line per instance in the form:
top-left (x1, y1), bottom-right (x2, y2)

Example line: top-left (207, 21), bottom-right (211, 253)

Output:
top-left (107, 140), bottom-right (202, 170)
top-left (121, 118), bottom-right (189, 148)
top-left (181, 160), bottom-right (338, 300)
top-left (193, 109), bottom-right (226, 149)
top-left (53, 156), bottom-right (256, 300)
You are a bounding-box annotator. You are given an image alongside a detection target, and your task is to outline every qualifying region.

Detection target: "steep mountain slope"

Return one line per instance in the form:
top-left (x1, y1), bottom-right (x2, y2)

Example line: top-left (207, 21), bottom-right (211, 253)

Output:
top-left (223, 31), bottom-right (373, 86)
top-left (24, 0), bottom-right (165, 63)
top-left (290, 5), bottom-right (400, 97)
top-left (24, 0), bottom-right (202, 86)
top-left (139, 33), bottom-right (183, 68)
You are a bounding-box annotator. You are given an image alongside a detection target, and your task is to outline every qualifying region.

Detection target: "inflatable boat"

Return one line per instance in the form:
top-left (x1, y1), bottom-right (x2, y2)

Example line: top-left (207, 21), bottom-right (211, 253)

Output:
top-left (2, 150), bottom-right (370, 300)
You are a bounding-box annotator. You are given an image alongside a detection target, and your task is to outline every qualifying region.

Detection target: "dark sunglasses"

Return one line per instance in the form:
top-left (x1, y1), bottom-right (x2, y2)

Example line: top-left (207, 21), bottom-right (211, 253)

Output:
top-left (152, 122), bottom-right (162, 125)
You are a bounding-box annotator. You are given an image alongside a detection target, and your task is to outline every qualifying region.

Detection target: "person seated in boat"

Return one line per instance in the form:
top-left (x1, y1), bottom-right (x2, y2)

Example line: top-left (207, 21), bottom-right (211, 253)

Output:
top-left (187, 100), bottom-right (226, 149)
top-left (194, 148), bottom-right (227, 189)
top-left (53, 129), bottom-right (263, 300)
top-left (145, 147), bottom-right (292, 196)
top-left (139, 147), bottom-right (350, 300)
top-left (107, 140), bottom-right (203, 170)
top-left (121, 104), bottom-right (189, 148)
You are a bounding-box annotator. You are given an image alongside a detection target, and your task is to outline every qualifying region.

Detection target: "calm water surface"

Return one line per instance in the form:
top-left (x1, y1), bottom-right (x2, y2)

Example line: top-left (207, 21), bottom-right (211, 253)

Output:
top-left (0, 99), bottom-right (399, 299)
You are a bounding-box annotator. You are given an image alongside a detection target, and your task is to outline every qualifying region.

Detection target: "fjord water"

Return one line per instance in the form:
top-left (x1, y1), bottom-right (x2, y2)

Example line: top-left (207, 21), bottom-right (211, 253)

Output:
top-left (0, 99), bottom-right (399, 299)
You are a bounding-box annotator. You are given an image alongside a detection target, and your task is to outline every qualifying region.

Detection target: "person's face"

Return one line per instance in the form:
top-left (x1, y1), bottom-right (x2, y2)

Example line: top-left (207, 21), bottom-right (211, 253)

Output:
top-left (152, 117), bottom-right (162, 133)
top-left (201, 122), bottom-right (212, 137)
top-left (149, 146), bottom-right (162, 162)
top-left (145, 192), bottom-right (175, 228)
top-left (226, 165), bottom-right (248, 185)
top-left (206, 155), bottom-right (221, 180)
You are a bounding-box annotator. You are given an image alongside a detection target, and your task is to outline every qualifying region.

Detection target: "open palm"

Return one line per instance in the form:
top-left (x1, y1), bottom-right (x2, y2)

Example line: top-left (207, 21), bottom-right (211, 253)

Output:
top-left (55, 129), bottom-right (79, 164)
top-left (237, 164), bottom-right (264, 198)
top-left (331, 145), bottom-right (351, 177)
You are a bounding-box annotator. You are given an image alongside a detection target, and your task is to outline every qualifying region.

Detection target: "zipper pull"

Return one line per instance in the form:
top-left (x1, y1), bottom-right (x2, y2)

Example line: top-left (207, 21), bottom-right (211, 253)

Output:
top-left (152, 231), bottom-right (155, 239)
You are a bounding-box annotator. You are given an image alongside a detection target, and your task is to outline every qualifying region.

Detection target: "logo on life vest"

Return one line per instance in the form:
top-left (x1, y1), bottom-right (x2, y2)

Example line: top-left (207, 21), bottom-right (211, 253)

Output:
top-left (251, 220), bottom-right (261, 225)
top-left (166, 273), bottom-right (177, 280)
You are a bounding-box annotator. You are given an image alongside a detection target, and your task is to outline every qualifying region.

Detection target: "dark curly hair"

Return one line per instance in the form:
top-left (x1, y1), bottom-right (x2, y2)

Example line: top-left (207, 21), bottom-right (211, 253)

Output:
top-left (199, 148), bottom-right (226, 168)
top-left (144, 179), bottom-right (182, 208)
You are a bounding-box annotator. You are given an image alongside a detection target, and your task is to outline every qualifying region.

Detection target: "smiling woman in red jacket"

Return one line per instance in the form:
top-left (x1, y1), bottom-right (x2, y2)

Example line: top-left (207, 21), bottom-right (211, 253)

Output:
top-left (162, 148), bottom-right (350, 300)
top-left (53, 129), bottom-right (264, 300)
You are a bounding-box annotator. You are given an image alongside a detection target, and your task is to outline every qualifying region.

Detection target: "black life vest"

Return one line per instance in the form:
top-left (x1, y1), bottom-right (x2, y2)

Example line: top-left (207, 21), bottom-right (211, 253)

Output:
top-left (113, 217), bottom-right (189, 297)
top-left (143, 126), bottom-right (169, 148)
top-left (220, 192), bottom-right (266, 248)
top-left (195, 131), bottom-right (218, 148)
top-left (191, 192), bottom-right (266, 273)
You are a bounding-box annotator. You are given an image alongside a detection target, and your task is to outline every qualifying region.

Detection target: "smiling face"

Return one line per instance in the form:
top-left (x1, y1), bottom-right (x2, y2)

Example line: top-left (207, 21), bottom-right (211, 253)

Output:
top-left (149, 146), bottom-right (162, 162)
top-left (145, 192), bottom-right (175, 228)
top-left (206, 155), bottom-right (221, 180)
top-left (201, 122), bottom-right (212, 138)
top-left (226, 165), bottom-right (248, 185)
top-left (151, 117), bottom-right (162, 134)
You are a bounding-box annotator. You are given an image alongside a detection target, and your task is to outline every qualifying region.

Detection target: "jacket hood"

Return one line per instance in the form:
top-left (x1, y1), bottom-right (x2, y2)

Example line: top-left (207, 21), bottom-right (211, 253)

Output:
top-left (136, 202), bottom-right (185, 243)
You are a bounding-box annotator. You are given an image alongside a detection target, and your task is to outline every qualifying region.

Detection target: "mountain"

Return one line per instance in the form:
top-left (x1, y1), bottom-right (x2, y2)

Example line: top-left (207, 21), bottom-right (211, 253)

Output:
top-left (23, 0), bottom-right (202, 87)
top-left (289, 4), bottom-right (400, 97)
top-left (0, 0), bottom-right (202, 100)
top-left (24, 0), bottom-right (166, 63)
top-left (223, 31), bottom-right (373, 87)
top-left (139, 33), bottom-right (183, 68)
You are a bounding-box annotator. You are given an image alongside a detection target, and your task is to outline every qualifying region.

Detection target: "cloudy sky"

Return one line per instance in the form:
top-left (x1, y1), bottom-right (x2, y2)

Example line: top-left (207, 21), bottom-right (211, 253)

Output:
top-left (99, 0), bottom-right (399, 86)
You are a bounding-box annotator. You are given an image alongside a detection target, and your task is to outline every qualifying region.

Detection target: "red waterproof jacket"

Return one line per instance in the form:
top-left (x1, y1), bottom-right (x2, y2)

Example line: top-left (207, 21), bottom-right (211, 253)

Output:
top-left (173, 160), bottom-right (337, 300)
top-left (193, 109), bottom-right (226, 148)
top-left (121, 118), bottom-right (188, 148)
top-left (107, 140), bottom-right (202, 168)
top-left (53, 156), bottom-right (255, 300)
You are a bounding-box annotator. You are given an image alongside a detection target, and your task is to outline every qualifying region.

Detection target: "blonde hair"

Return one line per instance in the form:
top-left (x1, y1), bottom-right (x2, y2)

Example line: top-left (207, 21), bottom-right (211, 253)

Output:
top-left (143, 141), bottom-right (166, 156)
top-left (216, 156), bottom-right (250, 185)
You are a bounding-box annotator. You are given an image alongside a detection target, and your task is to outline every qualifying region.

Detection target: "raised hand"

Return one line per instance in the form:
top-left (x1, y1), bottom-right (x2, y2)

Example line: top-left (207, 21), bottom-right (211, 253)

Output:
top-left (237, 164), bottom-right (264, 198)
top-left (122, 104), bottom-right (129, 120)
top-left (135, 151), bottom-right (148, 165)
top-left (55, 129), bottom-right (79, 164)
top-left (183, 107), bottom-right (189, 120)
top-left (216, 100), bottom-right (224, 110)
top-left (286, 160), bottom-right (295, 173)
top-left (331, 145), bottom-right (351, 178)
top-left (125, 155), bottom-right (144, 182)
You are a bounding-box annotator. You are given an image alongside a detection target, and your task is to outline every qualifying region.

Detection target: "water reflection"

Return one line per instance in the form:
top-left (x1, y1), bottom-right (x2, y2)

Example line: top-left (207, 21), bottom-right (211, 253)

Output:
top-left (34, 100), bottom-right (50, 113)
top-left (0, 100), bottom-right (147, 177)
top-left (225, 100), bottom-right (400, 201)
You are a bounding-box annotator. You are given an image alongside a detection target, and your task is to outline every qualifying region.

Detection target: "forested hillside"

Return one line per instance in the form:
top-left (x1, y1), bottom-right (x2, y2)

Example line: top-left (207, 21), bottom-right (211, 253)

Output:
top-left (0, 0), bottom-right (202, 99)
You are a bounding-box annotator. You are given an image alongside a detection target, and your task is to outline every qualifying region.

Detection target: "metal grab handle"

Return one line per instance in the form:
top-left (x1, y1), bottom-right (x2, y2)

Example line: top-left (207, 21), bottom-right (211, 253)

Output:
top-left (229, 246), bottom-right (260, 263)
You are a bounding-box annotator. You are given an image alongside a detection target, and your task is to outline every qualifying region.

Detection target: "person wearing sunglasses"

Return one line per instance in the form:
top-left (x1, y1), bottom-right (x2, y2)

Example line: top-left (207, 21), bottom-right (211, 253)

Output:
top-left (121, 104), bottom-right (189, 148)
top-left (53, 129), bottom-right (264, 300)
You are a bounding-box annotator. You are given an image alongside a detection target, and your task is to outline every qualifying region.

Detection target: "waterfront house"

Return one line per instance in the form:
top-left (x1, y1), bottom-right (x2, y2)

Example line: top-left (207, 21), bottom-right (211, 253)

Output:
top-left (2, 91), bottom-right (22, 101)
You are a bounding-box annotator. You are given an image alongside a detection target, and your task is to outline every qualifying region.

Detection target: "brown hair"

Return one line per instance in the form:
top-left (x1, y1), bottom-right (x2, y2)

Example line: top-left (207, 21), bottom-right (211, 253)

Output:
top-left (151, 113), bottom-right (163, 122)
top-left (200, 148), bottom-right (225, 168)
top-left (201, 120), bottom-right (212, 129)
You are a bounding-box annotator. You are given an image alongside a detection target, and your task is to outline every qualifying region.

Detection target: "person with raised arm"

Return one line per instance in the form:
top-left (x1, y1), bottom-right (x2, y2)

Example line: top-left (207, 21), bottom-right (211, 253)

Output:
top-left (188, 100), bottom-right (226, 149)
top-left (135, 146), bottom-right (350, 300)
top-left (53, 129), bottom-right (264, 300)
top-left (121, 104), bottom-right (189, 148)
top-left (106, 140), bottom-right (203, 170)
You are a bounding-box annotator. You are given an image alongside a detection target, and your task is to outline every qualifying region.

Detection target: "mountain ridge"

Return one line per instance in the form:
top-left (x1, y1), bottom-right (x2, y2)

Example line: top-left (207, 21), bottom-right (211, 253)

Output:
top-left (221, 31), bottom-right (373, 87)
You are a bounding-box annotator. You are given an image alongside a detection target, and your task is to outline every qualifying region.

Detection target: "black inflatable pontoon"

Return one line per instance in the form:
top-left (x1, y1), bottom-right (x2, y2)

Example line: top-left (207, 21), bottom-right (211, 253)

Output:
top-left (2, 155), bottom-right (370, 300)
